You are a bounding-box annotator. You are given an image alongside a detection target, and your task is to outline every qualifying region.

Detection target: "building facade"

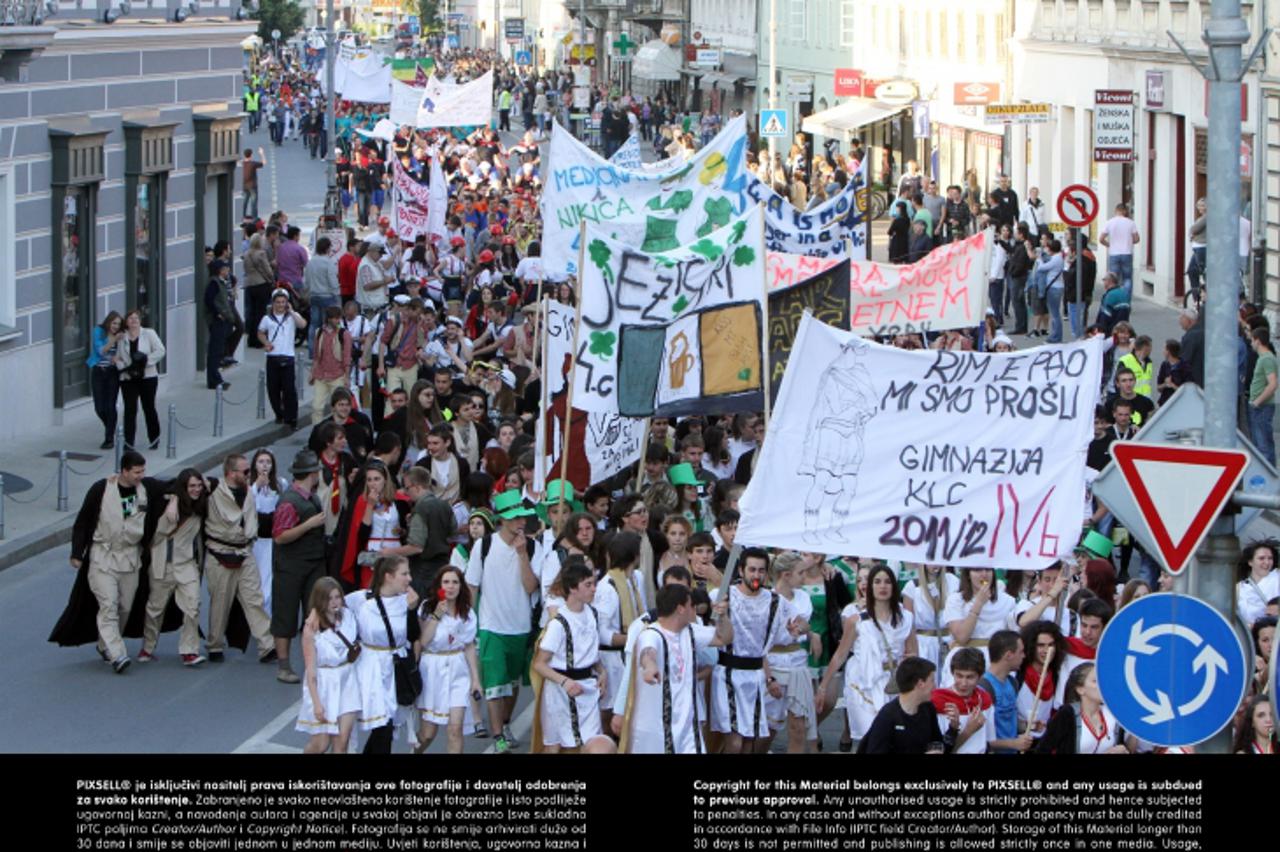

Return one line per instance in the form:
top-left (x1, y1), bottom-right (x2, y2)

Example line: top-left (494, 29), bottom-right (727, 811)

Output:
top-left (1014, 0), bottom-right (1264, 307)
top-left (0, 4), bottom-right (250, 442)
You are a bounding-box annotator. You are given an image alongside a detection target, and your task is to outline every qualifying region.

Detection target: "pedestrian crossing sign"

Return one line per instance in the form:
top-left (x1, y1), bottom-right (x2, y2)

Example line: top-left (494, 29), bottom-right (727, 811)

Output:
top-left (760, 109), bottom-right (788, 138)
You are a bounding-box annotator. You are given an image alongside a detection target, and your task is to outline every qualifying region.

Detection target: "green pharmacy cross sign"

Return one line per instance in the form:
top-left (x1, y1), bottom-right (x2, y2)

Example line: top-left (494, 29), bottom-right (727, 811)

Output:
top-left (613, 33), bottom-right (637, 60)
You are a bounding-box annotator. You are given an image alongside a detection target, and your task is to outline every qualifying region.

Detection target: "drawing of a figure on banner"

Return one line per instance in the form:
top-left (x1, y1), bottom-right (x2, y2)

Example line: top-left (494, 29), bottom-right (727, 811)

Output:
top-left (800, 339), bottom-right (878, 543)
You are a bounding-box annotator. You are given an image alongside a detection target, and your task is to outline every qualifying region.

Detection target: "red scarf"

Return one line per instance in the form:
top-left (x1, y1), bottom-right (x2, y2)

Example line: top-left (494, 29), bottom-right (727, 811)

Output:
top-left (338, 493), bottom-right (371, 589)
top-left (321, 452), bottom-right (342, 517)
top-left (1021, 664), bottom-right (1055, 702)
top-left (932, 687), bottom-right (993, 716)
top-left (1065, 637), bottom-right (1097, 660)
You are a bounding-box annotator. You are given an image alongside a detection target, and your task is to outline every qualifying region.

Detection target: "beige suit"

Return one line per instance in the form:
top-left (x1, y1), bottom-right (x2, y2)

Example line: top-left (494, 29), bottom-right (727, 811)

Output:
top-left (204, 482), bottom-right (273, 655)
top-left (142, 512), bottom-right (203, 656)
top-left (88, 481), bottom-right (148, 662)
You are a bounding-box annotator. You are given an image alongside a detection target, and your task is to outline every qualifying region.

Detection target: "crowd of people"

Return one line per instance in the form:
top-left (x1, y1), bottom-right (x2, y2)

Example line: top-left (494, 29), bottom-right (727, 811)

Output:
top-left (55, 34), bottom-right (1278, 760)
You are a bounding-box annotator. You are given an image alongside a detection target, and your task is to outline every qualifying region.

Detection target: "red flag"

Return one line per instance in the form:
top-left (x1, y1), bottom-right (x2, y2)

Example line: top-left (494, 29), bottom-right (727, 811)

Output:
top-left (414, 63), bottom-right (429, 88)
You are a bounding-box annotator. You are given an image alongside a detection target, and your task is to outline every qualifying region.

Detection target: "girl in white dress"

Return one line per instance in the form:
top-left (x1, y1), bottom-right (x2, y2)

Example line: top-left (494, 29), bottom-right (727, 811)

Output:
top-left (1237, 541), bottom-right (1278, 630)
top-left (249, 449), bottom-right (287, 615)
top-left (415, 566), bottom-right (481, 754)
top-left (762, 552), bottom-right (821, 753)
top-left (818, 564), bottom-right (917, 740)
top-left (347, 556), bottom-right (419, 754)
top-left (941, 567), bottom-right (1017, 689)
top-left (901, 564), bottom-right (959, 670)
top-left (298, 578), bottom-right (362, 753)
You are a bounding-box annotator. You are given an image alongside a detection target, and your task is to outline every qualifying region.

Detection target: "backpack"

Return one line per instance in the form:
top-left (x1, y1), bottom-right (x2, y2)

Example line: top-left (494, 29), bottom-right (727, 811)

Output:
top-left (480, 532), bottom-right (537, 562)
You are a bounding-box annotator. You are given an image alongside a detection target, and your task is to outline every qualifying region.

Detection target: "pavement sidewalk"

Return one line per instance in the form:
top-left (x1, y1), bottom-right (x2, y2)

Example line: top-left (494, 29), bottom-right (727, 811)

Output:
top-left (0, 345), bottom-right (314, 570)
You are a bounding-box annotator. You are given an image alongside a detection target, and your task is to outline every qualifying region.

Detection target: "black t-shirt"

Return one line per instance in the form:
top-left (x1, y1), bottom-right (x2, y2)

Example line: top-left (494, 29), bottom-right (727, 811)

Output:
top-left (1105, 392), bottom-right (1155, 427)
top-left (352, 165), bottom-right (373, 193)
top-left (857, 699), bottom-right (951, 755)
top-left (118, 484), bottom-right (139, 518)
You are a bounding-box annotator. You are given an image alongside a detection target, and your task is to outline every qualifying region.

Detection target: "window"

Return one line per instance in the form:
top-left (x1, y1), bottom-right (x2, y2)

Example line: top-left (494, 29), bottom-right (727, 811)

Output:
top-left (976, 13), bottom-right (987, 65)
top-left (49, 125), bottom-right (106, 405)
top-left (60, 185), bottom-right (93, 390)
top-left (940, 11), bottom-right (949, 59)
top-left (124, 120), bottom-right (175, 349)
top-left (956, 15), bottom-right (966, 63)
top-left (789, 0), bottom-right (807, 41)
top-left (840, 0), bottom-right (856, 48)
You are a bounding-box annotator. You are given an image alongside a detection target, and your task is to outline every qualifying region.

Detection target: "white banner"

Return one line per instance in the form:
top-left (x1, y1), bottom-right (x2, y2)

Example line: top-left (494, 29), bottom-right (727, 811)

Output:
top-left (742, 158), bottom-right (868, 260)
top-left (427, 153), bottom-right (448, 247)
top-left (334, 53), bottom-right (392, 103)
top-left (575, 205), bottom-right (767, 415)
top-left (738, 314), bottom-right (1103, 568)
top-left (542, 116), bottom-right (865, 275)
top-left (609, 134), bottom-right (643, 170)
top-left (390, 77), bottom-right (459, 126)
top-left (846, 229), bottom-right (991, 337)
top-left (414, 70), bottom-right (494, 128)
top-left (543, 299), bottom-right (645, 488)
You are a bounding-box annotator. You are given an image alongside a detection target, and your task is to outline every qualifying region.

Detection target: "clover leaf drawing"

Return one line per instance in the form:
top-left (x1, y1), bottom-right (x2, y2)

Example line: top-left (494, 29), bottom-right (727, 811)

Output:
top-left (671, 295), bottom-right (690, 315)
top-left (588, 239), bottom-right (614, 286)
top-left (689, 239), bottom-right (724, 262)
top-left (696, 196), bottom-right (734, 237)
top-left (730, 219), bottom-right (747, 244)
top-left (588, 331), bottom-right (617, 359)
top-left (732, 245), bottom-right (757, 267)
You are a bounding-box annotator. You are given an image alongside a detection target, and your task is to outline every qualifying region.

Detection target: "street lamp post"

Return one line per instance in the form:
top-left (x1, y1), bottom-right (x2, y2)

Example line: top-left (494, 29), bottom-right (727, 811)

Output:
top-left (324, 0), bottom-right (340, 224)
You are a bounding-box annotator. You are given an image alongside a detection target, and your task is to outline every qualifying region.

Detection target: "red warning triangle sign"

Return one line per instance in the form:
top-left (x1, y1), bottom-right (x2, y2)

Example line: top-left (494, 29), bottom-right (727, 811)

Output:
top-left (1111, 443), bottom-right (1249, 575)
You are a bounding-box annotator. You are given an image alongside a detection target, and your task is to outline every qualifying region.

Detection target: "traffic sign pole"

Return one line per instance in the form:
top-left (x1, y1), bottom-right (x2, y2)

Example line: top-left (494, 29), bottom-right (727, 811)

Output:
top-left (1056, 184), bottom-right (1098, 341)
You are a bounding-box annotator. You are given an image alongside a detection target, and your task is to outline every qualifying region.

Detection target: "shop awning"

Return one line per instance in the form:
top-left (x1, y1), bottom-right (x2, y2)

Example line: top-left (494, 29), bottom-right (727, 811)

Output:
top-left (802, 99), bottom-right (906, 138)
top-left (633, 39), bottom-right (683, 82)
top-left (695, 71), bottom-right (742, 90)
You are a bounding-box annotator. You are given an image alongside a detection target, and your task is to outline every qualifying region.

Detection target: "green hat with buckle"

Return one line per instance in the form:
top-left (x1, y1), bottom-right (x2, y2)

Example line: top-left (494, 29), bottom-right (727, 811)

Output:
top-left (494, 489), bottom-right (537, 520)
top-left (668, 462), bottom-right (700, 488)
top-left (1075, 529), bottom-right (1113, 560)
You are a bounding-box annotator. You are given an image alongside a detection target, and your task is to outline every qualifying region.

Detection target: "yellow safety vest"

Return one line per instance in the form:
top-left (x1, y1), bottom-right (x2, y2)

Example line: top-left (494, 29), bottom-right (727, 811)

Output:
top-left (246, 91), bottom-right (260, 113)
top-left (1118, 353), bottom-right (1154, 401)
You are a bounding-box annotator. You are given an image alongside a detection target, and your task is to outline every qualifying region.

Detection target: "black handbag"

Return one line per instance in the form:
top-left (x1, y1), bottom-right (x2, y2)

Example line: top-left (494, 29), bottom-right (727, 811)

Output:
top-left (374, 593), bottom-right (421, 705)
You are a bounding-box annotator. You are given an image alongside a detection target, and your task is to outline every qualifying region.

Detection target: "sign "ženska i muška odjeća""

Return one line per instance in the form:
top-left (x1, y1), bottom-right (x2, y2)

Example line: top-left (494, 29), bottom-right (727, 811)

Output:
top-left (1094, 90), bottom-right (1136, 162)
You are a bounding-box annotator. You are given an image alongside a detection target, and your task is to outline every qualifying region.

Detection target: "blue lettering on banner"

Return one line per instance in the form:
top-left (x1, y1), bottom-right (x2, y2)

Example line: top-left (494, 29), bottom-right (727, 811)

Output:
top-left (552, 164), bottom-right (636, 193)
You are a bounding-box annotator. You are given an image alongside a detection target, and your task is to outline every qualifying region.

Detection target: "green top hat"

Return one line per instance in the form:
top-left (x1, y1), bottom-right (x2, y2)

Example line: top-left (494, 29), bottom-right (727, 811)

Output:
top-left (668, 462), bottom-right (700, 488)
top-left (541, 479), bottom-right (576, 506)
top-left (1075, 529), bottom-right (1113, 560)
top-left (494, 489), bottom-right (537, 520)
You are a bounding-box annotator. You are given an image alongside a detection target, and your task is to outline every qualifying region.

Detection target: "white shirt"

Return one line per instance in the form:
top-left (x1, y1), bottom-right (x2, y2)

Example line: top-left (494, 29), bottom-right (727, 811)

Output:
top-left (258, 310), bottom-right (298, 358)
top-left (767, 590), bottom-right (812, 671)
top-left (1101, 215), bottom-right (1138, 255)
top-left (629, 622), bottom-right (717, 753)
top-left (514, 256), bottom-right (544, 282)
top-left (466, 534), bottom-right (539, 635)
top-left (712, 585), bottom-right (796, 659)
top-left (942, 590), bottom-right (1017, 641)
top-left (424, 336), bottom-right (473, 373)
top-left (540, 604), bottom-right (610, 670)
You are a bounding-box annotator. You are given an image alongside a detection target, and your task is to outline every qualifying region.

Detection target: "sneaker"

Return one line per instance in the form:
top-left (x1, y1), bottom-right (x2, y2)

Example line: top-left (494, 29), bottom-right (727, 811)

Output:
top-left (502, 724), bottom-right (519, 748)
top-left (208, 651), bottom-right (225, 663)
top-left (147, 438), bottom-right (161, 450)
top-left (136, 650), bottom-right (155, 663)
top-left (276, 668), bottom-right (301, 684)
top-left (473, 721), bottom-right (489, 739)
top-left (182, 654), bottom-right (206, 667)
top-left (112, 656), bottom-right (131, 675)
top-left (98, 647), bottom-right (112, 664)
top-left (99, 439), bottom-right (114, 450)
top-left (493, 735), bottom-right (512, 754)
top-left (259, 648), bottom-right (278, 664)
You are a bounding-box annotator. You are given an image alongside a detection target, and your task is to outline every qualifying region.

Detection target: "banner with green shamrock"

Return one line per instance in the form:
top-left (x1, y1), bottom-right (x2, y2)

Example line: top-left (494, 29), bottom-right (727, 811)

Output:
top-left (573, 205), bottom-right (767, 416)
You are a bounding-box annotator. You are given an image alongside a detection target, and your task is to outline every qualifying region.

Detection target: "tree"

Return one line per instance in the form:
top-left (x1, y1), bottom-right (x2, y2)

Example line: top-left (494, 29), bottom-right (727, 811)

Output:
top-left (415, 0), bottom-right (443, 33)
top-left (254, 0), bottom-right (306, 45)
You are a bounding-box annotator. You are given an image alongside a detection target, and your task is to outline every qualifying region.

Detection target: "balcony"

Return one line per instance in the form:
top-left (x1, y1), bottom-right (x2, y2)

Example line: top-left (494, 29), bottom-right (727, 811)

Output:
top-left (0, 1), bottom-right (57, 83)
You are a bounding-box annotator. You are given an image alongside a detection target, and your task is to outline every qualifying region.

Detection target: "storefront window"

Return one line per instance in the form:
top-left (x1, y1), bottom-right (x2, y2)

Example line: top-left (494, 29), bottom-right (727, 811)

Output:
top-left (61, 185), bottom-right (89, 357)
top-left (134, 179), bottom-right (152, 323)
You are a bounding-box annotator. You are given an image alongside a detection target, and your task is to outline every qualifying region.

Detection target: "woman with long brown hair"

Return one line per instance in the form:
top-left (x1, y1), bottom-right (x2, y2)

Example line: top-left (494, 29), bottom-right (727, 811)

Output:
top-left (1017, 620), bottom-right (1067, 742)
top-left (114, 307), bottom-right (166, 450)
top-left (350, 555), bottom-right (419, 754)
top-left (332, 462), bottom-right (403, 592)
top-left (88, 311), bottom-right (124, 449)
top-left (414, 566), bottom-right (481, 753)
top-left (297, 577), bottom-right (360, 754)
top-left (139, 468), bottom-right (208, 666)
top-left (941, 567), bottom-right (1017, 688)
top-left (383, 380), bottom-right (445, 465)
